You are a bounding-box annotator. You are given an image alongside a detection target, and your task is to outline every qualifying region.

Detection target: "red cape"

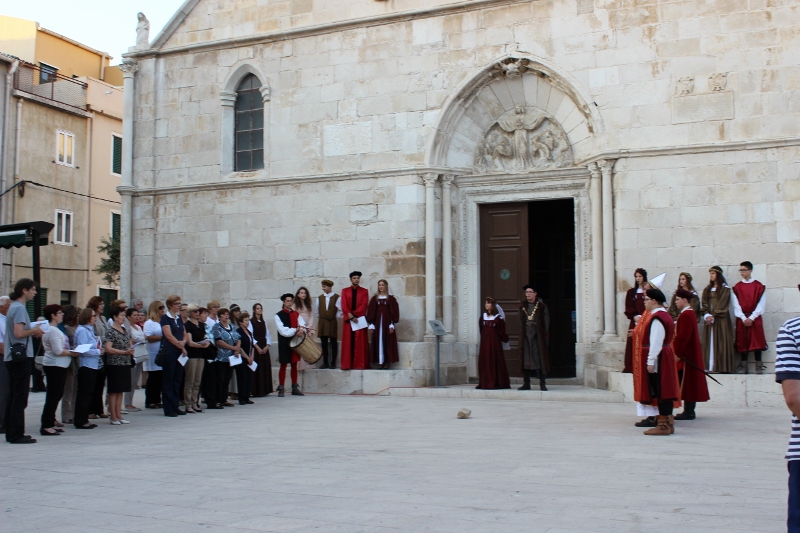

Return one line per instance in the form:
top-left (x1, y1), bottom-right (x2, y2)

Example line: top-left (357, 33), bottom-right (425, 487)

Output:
top-left (636, 310), bottom-right (681, 404)
top-left (340, 285), bottom-right (370, 370)
top-left (732, 281), bottom-right (767, 352)
top-left (672, 308), bottom-right (710, 403)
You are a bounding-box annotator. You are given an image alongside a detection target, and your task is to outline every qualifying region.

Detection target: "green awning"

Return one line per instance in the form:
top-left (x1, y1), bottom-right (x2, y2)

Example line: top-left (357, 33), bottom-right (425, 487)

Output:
top-left (0, 229), bottom-right (29, 248)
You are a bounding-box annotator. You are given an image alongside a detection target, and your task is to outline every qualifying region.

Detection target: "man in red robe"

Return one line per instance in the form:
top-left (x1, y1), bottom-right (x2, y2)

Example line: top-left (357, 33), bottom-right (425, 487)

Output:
top-left (340, 271), bottom-right (370, 370)
top-left (672, 288), bottom-right (710, 420)
top-left (638, 288), bottom-right (681, 436)
top-left (731, 261), bottom-right (767, 374)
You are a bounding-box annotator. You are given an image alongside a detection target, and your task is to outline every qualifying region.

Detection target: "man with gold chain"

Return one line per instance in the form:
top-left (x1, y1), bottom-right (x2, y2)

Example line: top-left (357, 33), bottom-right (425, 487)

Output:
top-left (518, 285), bottom-right (550, 391)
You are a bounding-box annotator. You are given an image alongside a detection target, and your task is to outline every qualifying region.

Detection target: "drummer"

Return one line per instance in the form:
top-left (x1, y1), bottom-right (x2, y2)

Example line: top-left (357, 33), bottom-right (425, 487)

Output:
top-left (274, 293), bottom-right (307, 397)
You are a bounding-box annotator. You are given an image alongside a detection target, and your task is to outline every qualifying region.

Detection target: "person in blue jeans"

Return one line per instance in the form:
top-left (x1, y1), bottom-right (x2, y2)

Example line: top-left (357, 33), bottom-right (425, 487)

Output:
top-left (160, 294), bottom-right (186, 417)
top-left (777, 284), bottom-right (800, 532)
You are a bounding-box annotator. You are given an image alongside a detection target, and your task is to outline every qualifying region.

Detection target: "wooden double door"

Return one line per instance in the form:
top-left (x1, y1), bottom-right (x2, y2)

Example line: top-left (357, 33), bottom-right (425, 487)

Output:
top-left (479, 200), bottom-right (576, 378)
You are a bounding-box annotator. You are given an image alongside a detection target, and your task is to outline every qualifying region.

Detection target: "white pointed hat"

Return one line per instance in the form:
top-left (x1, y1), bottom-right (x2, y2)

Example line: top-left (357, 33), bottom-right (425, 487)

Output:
top-left (648, 273), bottom-right (666, 290)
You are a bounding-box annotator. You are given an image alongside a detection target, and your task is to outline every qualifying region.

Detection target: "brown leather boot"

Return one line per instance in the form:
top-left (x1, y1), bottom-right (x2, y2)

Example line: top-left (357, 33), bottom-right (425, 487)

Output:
top-left (643, 416), bottom-right (671, 436)
top-left (667, 415), bottom-right (675, 434)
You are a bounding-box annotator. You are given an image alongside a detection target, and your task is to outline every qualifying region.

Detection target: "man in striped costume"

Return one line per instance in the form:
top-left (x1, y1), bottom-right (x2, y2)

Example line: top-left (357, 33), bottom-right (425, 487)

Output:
top-left (776, 285), bottom-right (800, 532)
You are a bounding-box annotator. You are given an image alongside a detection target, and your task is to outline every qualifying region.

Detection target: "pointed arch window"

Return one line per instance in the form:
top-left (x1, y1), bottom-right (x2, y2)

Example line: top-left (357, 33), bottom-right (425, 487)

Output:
top-left (235, 74), bottom-right (264, 171)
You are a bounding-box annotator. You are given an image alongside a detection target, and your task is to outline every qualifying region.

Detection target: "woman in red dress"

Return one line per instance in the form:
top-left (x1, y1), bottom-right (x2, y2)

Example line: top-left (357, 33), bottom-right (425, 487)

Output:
top-left (477, 297), bottom-right (511, 390)
top-left (623, 268), bottom-right (648, 373)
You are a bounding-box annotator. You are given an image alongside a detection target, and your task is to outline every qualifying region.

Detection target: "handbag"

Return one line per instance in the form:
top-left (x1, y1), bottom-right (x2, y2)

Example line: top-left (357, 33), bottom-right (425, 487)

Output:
top-left (154, 341), bottom-right (165, 367)
top-left (9, 337), bottom-right (29, 363)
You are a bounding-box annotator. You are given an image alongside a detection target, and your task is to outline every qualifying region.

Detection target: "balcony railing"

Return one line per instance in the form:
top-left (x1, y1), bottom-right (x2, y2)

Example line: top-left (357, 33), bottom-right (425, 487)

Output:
top-left (13, 62), bottom-right (87, 112)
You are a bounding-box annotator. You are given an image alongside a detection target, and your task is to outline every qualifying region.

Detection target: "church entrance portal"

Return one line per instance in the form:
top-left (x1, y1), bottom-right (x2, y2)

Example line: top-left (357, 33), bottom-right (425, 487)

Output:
top-left (479, 199), bottom-right (577, 378)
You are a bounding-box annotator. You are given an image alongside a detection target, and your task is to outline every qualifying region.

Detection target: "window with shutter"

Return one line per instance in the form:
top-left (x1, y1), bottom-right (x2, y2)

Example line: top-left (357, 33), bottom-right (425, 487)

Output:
top-left (112, 135), bottom-right (122, 175)
top-left (112, 213), bottom-right (121, 241)
top-left (26, 288), bottom-right (47, 321)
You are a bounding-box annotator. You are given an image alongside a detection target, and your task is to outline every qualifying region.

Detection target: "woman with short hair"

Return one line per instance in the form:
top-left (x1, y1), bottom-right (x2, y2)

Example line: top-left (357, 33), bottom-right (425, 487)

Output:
top-left (143, 301), bottom-right (165, 409)
top-left (86, 296), bottom-right (109, 419)
top-left (73, 307), bottom-right (102, 430)
top-left (124, 307), bottom-right (146, 413)
top-left (104, 305), bottom-right (134, 425)
top-left (212, 308), bottom-right (240, 408)
top-left (183, 304), bottom-right (209, 413)
top-left (39, 304), bottom-right (76, 436)
top-left (160, 295), bottom-right (187, 417)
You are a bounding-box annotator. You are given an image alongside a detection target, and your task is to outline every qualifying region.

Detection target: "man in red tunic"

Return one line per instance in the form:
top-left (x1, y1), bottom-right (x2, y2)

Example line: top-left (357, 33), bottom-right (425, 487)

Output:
top-left (731, 261), bottom-right (767, 374)
top-left (672, 288), bottom-right (710, 420)
top-left (340, 271), bottom-right (370, 370)
top-left (638, 288), bottom-right (681, 436)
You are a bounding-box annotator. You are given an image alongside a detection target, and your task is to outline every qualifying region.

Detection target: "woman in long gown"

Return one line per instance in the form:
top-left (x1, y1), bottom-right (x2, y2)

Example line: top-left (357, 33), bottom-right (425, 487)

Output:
top-left (249, 303), bottom-right (274, 396)
top-left (367, 279), bottom-right (400, 369)
top-left (701, 266), bottom-right (735, 373)
top-left (476, 297), bottom-right (510, 390)
top-left (294, 287), bottom-right (317, 370)
top-left (623, 268), bottom-right (647, 373)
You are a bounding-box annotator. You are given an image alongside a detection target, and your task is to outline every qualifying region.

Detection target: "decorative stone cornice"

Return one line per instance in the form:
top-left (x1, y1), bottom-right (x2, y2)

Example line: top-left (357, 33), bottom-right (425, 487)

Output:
top-left (220, 90), bottom-right (237, 107)
top-left (119, 60), bottom-right (139, 76)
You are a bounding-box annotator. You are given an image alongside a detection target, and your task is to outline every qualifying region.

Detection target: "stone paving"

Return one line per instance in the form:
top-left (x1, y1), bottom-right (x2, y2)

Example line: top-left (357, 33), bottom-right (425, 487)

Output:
top-left (1, 390), bottom-right (790, 532)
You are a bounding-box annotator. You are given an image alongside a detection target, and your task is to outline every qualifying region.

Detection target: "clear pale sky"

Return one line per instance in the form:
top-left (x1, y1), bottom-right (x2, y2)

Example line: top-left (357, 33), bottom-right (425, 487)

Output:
top-left (2, 1), bottom-right (187, 64)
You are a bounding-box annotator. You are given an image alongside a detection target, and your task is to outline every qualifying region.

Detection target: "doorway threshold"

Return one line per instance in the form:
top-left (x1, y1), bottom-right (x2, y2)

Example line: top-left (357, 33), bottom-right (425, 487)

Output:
top-left (379, 384), bottom-right (623, 403)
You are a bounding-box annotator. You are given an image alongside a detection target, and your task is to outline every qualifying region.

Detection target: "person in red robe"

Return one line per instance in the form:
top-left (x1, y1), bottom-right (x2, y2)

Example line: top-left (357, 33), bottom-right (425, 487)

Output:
top-left (731, 261), bottom-right (768, 374)
top-left (623, 268), bottom-right (648, 373)
top-left (367, 279), bottom-right (400, 369)
top-left (672, 288), bottom-right (710, 420)
top-left (340, 271), bottom-right (370, 370)
top-left (637, 288), bottom-right (681, 436)
top-left (477, 298), bottom-right (510, 389)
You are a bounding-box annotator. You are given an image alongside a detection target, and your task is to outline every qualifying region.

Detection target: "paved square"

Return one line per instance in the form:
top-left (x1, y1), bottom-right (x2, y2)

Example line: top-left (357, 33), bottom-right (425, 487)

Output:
top-left (2, 390), bottom-right (789, 532)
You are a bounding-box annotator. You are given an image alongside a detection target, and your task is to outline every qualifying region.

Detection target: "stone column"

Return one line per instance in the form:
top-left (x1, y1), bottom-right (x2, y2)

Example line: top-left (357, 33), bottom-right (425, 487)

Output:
top-left (600, 159), bottom-right (617, 340)
top-left (118, 60), bottom-right (139, 302)
top-left (441, 174), bottom-right (454, 337)
top-left (220, 91), bottom-right (236, 173)
top-left (423, 172), bottom-right (438, 335)
top-left (588, 162), bottom-right (603, 339)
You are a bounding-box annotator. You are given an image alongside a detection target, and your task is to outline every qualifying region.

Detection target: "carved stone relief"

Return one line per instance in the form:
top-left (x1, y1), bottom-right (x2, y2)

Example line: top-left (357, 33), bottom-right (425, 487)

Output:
top-left (474, 106), bottom-right (573, 173)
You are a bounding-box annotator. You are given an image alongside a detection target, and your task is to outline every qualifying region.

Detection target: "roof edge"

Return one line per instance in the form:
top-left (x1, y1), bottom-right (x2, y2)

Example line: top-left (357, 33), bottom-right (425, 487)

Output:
top-left (146, 0), bottom-right (203, 52)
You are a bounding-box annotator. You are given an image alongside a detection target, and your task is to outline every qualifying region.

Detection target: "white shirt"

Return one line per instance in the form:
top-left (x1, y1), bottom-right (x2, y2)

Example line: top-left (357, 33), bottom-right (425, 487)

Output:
top-left (483, 313), bottom-right (499, 321)
top-left (274, 312), bottom-right (306, 338)
top-left (646, 319), bottom-right (666, 368)
top-left (315, 292), bottom-right (343, 319)
top-left (731, 278), bottom-right (766, 321)
top-left (205, 316), bottom-right (219, 329)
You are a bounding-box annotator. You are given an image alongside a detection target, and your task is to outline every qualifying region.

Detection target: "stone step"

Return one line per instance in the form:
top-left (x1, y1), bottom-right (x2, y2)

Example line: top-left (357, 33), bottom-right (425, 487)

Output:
top-left (380, 384), bottom-right (625, 403)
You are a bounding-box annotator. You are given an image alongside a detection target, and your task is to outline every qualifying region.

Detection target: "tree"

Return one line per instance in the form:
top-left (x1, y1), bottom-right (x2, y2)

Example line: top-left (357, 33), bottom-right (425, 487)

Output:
top-left (95, 234), bottom-right (120, 286)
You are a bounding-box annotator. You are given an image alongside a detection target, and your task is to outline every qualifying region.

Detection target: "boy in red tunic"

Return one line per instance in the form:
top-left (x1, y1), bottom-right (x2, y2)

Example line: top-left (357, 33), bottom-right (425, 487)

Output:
top-left (672, 288), bottom-right (710, 420)
top-left (639, 288), bottom-right (681, 436)
top-left (340, 271), bottom-right (370, 370)
top-left (731, 261), bottom-right (767, 374)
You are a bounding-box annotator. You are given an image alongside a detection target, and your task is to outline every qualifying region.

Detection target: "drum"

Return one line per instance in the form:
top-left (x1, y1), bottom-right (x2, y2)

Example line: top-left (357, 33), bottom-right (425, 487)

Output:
top-left (290, 334), bottom-right (322, 364)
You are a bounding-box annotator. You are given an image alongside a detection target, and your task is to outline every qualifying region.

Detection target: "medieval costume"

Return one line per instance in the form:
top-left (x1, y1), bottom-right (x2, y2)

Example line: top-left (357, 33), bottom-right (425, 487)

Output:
top-left (668, 290), bottom-right (700, 321)
top-left (316, 281), bottom-right (341, 369)
top-left (637, 307), bottom-right (681, 436)
top-left (732, 278), bottom-right (768, 374)
top-left (672, 305), bottom-right (710, 420)
top-left (623, 286), bottom-right (646, 373)
top-left (632, 309), bottom-right (659, 423)
top-left (340, 272), bottom-right (370, 370)
top-left (701, 281), bottom-right (735, 373)
top-left (518, 298), bottom-right (550, 391)
top-left (477, 313), bottom-right (510, 389)
top-left (274, 300), bottom-right (306, 397)
top-left (249, 316), bottom-right (273, 397)
top-left (367, 289), bottom-right (400, 369)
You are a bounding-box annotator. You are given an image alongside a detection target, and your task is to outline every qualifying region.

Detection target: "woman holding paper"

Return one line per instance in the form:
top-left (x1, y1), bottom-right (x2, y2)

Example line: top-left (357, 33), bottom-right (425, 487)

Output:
top-left (104, 305), bottom-right (134, 425)
top-left (160, 295), bottom-right (187, 418)
top-left (211, 308), bottom-right (241, 409)
top-left (183, 304), bottom-right (209, 413)
top-left (235, 312), bottom-right (255, 405)
top-left (40, 305), bottom-right (77, 436)
top-left (124, 308), bottom-right (146, 413)
top-left (73, 308), bottom-right (102, 429)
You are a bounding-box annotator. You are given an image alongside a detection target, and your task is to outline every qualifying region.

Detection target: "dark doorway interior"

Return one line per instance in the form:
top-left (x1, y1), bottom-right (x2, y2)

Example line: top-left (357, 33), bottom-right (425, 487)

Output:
top-left (528, 199), bottom-right (576, 378)
top-left (479, 199), bottom-right (576, 378)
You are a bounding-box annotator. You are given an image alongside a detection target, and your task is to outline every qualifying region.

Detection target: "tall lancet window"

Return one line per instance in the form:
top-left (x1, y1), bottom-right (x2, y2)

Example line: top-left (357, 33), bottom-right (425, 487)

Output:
top-left (235, 74), bottom-right (264, 171)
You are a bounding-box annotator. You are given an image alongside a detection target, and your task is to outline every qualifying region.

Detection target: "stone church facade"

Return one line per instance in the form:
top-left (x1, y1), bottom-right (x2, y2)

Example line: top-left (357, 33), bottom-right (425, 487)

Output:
top-left (120, 0), bottom-right (800, 391)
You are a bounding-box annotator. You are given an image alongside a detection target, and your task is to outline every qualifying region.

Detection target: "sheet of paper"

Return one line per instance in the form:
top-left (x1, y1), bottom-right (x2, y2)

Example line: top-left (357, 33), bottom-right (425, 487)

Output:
top-left (70, 343), bottom-right (93, 354)
top-left (178, 354), bottom-right (189, 366)
top-left (248, 361), bottom-right (258, 372)
top-left (32, 320), bottom-right (50, 332)
top-left (350, 316), bottom-right (369, 331)
top-left (198, 339), bottom-right (211, 345)
top-left (229, 355), bottom-right (242, 366)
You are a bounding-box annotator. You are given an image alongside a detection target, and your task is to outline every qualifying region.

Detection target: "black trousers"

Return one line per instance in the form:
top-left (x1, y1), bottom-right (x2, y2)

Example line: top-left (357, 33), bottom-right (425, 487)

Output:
top-left (0, 354), bottom-right (9, 430)
top-left (41, 366), bottom-right (67, 429)
top-left (235, 364), bottom-right (252, 404)
top-left (320, 336), bottom-right (338, 367)
top-left (89, 367), bottom-right (106, 415)
top-left (145, 370), bottom-right (163, 406)
top-left (222, 364), bottom-right (233, 402)
top-left (741, 350), bottom-right (763, 362)
top-left (201, 359), bottom-right (215, 405)
top-left (213, 361), bottom-right (229, 405)
top-left (658, 400), bottom-right (674, 416)
top-left (74, 367), bottom-right (97, 427)
top-left (4, 358), bottom-right (32, 442)
top-left (789, 461), bottom-right (800, 533)
top-left (161, 351), bottom-right (184, 415)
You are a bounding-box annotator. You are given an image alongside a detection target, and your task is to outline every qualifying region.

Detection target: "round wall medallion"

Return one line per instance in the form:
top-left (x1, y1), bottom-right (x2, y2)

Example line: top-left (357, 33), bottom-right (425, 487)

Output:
top-left (499, 269), bottom-right (511, 280)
